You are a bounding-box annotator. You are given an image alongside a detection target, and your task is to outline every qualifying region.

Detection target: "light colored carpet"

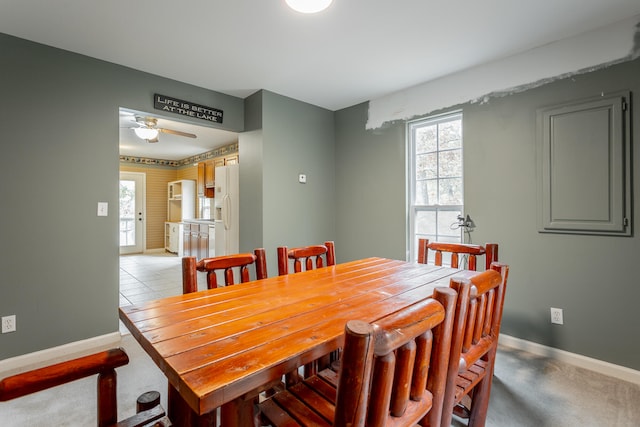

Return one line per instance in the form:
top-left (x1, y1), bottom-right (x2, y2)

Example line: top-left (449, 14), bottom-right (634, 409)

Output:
top-left (481, 346), bottom-right (640, 427)
top-left (1, 333), bottom-right (639, 426)
top-left (0, 332), bottom-right (168, 426)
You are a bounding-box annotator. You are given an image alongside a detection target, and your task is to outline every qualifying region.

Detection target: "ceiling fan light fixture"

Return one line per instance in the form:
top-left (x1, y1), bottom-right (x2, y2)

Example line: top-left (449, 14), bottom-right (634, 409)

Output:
top-left (285, 0), bottom-right (333, 14)
top-left (134, 127), bottom-right (159, 140)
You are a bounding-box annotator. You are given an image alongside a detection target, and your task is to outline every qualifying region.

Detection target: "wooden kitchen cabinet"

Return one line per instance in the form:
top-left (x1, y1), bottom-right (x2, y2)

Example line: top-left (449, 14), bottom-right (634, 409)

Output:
top-left (224, 155), bottom-right (238, 165)
top-left (197, 156), bottom-right (237, 199)
top-left (197, 163), bottom-right (205, 197)
top-left (197, 224), bottom-right (209, 260)
top-left (199, 162), bottom-right (214, 198)
top-left (205, 161), bottom-right (216, 189)
top-left (183, 223), bottom-right (192, 256)
top-left (182, 222), bottom-right (210, 260)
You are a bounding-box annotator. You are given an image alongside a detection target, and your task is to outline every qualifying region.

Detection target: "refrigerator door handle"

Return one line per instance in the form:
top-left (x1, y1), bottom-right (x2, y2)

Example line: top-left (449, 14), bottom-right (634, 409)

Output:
top-left (223, 194), bottom-right (231, 230)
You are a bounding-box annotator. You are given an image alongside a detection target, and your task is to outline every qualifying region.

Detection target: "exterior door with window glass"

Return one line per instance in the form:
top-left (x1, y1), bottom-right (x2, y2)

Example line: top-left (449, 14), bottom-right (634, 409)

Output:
top-left (409, 113), bottom-right (463, 262)
top-left (119, 172), bottom-right (145, 254)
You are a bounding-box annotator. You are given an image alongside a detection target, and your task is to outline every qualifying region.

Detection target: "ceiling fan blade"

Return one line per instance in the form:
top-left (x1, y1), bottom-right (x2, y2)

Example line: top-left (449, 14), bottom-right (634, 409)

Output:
top-left (159, 128), bottom-right (197, 138)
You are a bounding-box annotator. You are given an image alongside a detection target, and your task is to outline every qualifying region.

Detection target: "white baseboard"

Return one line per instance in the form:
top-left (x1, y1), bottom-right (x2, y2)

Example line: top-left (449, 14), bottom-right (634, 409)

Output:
top-left (0, 332), bottom-right (122, 377)
top-left (499, 334), bottom-right (640, 385)
top-left (144, 248), bottom-right (167, 254)
top-left (4, 332), bottom-right (638, 387)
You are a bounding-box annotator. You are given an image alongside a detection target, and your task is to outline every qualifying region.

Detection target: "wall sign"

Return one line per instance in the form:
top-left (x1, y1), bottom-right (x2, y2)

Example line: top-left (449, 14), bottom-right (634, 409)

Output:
top-left (154, 94), bottom-right (223, 124)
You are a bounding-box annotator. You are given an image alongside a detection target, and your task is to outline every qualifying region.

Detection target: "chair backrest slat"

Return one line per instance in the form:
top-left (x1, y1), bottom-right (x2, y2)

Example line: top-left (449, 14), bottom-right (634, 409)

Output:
top-left (182, 248), bottom-right (267, 292)
top-left (417, 238), bottom-right (498, 271)
top-left (277, 241), bottom-right (336, 275)
top-left (441, 262), bottom-right (509, 427)
top-left (352, 287), bottom-right (457, 427)
top-left (182, 256), bottom-right (198, 294)
top-left (259, 287), bottom-right (458, 427)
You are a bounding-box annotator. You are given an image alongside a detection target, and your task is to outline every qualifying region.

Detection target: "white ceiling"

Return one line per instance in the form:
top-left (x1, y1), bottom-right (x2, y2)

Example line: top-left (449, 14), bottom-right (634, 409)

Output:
top-left (118, 108), bottom-right (239, 160)
top-left (2, 0), bottom-right (640, 159)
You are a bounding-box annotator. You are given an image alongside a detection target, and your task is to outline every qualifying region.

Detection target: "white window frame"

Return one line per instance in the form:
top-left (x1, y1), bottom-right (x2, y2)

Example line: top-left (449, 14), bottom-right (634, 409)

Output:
top-left (407, 112), bottom-right (463, 262)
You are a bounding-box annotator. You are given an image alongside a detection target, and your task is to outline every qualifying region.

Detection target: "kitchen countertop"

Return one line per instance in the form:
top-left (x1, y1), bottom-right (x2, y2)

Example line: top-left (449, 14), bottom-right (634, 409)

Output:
top-left (183, 219), bottom-right (215, 223)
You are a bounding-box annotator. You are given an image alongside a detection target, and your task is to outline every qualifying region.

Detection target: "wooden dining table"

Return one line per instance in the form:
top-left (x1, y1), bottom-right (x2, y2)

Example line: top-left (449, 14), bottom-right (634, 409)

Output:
top-left (119, 257), bottom-right (478, 427)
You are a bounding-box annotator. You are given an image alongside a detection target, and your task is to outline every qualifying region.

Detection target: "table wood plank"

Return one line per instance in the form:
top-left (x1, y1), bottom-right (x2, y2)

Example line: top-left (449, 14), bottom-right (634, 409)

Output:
top-left (119, 257), bottom-right (476, 418)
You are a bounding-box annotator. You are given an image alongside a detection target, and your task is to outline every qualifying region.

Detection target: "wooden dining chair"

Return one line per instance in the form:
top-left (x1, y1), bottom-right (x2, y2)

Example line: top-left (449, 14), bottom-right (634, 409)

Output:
top-left (277, 241), bottom-right (337, 380)
top-left (417, 238), bottom-right (498, 271)
top-left (259, 287), bottom-right (458, 427)
top-left (440, 262), bottom-right (510, 427)
top-left (277, 241), bottom-right (336, 275)
top-left (0, 348), bottom-right (170, 427)
top-left (182, 248), bottom-right (267, 291)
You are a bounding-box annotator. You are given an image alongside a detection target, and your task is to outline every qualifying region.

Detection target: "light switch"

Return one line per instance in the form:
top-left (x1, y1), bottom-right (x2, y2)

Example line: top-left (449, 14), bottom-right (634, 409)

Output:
top-left (298, 174), bottom-right (307, 184)
top-left (97, 202), bottom-right (108, 216)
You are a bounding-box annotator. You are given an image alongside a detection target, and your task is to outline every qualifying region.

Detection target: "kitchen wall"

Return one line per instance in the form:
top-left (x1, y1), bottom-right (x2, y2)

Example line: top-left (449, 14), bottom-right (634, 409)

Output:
top-left (119, 145), bottom-right (239, 251)
top-left (334, 57), bottom-right (640, 371)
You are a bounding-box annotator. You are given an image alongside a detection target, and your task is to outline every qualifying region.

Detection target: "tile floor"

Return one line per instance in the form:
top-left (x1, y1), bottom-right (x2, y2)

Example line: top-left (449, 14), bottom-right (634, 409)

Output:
top-left (119, 252), bottom-right (207, 334)
top-left (119, 251), bottom-right (185, 307)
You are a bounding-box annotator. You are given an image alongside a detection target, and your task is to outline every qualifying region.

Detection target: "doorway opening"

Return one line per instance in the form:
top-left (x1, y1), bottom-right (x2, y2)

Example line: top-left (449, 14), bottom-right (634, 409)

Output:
top-left (118, 106), bottom-right (240, 302)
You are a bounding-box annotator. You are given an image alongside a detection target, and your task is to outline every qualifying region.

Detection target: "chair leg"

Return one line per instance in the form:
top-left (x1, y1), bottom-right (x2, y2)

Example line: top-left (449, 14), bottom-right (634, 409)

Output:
top-left (303, 361), bottom-right (317, 378)
top-left (453, 394), bottom-right (472, 419)
top-left (467, 353), bottom-right (497, 427)
top-left (285, 370), bottom-right (302, 387)
top-left (137, 390), bottom-right (161, 413)
top-left (96, 370), bottom-right (118, 427)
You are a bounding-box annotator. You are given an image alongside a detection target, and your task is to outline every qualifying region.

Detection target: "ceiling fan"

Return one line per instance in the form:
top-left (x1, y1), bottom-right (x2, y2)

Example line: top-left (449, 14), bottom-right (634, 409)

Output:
top-left (128, 116), bottom-right (197, 143)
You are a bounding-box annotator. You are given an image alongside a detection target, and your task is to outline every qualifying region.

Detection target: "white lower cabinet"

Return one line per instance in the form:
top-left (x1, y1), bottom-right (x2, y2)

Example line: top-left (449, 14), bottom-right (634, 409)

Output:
top-left (165, 222), bottom-right (181, 254)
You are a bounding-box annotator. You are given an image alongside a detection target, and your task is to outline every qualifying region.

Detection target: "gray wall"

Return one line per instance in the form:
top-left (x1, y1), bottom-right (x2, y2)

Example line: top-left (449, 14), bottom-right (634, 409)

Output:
top-left (2, 30), bottom-right (639, 372)
top-left (334, 103), bottom-right (407, 261)
top-left (0, 34), bottom-right (244, 359)
top-left (241, 90), bottom-right (336, 275)
top-left (335, 58), bottom-right (640, 370)
top-left (239, 92), bottom-right (264, 259)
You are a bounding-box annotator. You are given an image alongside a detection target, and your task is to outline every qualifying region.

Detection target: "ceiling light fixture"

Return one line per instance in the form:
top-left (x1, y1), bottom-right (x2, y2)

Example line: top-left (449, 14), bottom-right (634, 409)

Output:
top-left (285, 0), bottom-right (333, 14)
top-left (134, 128), bottom-right (159, 140)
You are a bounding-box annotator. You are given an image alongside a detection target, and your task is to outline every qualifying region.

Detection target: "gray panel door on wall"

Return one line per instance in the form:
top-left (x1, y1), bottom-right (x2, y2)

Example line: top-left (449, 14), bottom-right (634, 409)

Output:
top-left (536, 91), bottom-right (631, 236)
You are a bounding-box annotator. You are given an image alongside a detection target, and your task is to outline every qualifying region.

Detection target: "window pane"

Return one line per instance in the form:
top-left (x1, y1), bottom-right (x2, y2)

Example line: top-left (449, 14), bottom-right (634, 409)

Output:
top-left (416, 152), bottom-right (437, 180)
top-left (438, 150), bottom-right (462, 178)
top-left (415, 211), bottom-right (436, 235)
top-left (439, 120), bottom-right (462, 150)
top-left (437, 210), bottom-right (463, 237)
top-left (119, 180), bottom-right (136, 246)
top-left (409, 113), bottom-right (463, 260)
top-left (415, 179), bottom-right (438, 205)
top-left (439, 177), bottom-right (462, 205)
top-left (415, 125), bottom-right (437, 153)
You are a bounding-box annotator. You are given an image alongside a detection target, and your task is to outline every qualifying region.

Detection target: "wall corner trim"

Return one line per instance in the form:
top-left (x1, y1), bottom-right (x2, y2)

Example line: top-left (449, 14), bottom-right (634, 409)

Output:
top-left (499, 334), bottom-right (640, 385)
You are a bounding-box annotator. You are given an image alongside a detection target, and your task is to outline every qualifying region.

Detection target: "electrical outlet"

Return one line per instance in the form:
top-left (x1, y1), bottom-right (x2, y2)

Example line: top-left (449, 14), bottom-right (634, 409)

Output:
top-left (550, 307), bottom-right (563, 325)
top-left (2, 315), bottom-right (16, 333)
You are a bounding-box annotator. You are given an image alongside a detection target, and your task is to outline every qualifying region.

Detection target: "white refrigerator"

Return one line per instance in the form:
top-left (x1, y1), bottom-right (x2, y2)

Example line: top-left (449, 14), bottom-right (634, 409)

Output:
top-left (214, 164), bottom-right (239, 256)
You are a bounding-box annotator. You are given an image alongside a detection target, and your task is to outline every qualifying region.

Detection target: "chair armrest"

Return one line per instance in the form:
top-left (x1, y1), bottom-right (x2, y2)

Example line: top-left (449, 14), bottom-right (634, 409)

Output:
top-left (0, 348), bottom-right (128, 401)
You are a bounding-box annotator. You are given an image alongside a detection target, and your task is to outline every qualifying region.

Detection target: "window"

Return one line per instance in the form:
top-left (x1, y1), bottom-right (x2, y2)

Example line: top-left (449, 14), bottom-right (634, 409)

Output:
top-left (408, 112), bottom-right (463, 261)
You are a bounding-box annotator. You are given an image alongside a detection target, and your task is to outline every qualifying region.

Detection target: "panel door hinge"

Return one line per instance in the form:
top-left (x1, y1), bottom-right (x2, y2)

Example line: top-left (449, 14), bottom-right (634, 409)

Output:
top-left (623, 217), bottom-right (629, 226)
top-left (622, 100), bottom-right (628, 111)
